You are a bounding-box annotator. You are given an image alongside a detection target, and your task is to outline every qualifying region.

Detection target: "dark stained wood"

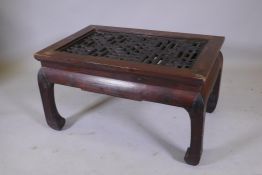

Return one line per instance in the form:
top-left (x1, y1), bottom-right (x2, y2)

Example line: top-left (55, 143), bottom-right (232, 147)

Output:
top-left (38, 69), bottom-right (65, 130)
top-left (39, 67), bottom-right (197, 107)
top-left (207, 69), bottom-right (222, 113)
top-left (35, 25), bottom-right (224, 85)
top-left (58, 30), bottom-right (206, 69)
top-left (185, 94), bottom-right (205, 165)
top-left (35, 25), bottom-right (224, 165)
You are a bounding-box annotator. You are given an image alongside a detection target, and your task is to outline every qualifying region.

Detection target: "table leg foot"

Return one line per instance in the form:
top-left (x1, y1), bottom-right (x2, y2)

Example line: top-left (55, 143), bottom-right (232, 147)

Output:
top-left (184, 147), bottom-right (202, 166)
top-left (184, 94), bottom-right (205, 165)
top-left (38, 69), bottom-right (65, 130)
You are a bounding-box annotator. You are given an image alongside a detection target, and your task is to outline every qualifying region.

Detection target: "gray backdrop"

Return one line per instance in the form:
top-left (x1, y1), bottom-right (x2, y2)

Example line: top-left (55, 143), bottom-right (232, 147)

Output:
top-left (0, 0), bottom-right (261, 61)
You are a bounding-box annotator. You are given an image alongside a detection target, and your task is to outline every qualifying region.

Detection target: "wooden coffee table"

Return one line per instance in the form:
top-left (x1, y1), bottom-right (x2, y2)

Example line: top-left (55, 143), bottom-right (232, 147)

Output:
top-left (34, 25), bottom-right (224, 165)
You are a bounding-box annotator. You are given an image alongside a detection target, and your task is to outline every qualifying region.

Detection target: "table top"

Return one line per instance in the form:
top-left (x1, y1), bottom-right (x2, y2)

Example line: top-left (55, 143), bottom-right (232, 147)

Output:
top-left (35, 25), bottom-right (224, 84)
top-left (58, 30), bottom-right (206, 69)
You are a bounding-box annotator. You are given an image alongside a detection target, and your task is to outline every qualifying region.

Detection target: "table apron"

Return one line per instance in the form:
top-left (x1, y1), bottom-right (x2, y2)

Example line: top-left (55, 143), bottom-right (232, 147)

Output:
top-left (40, 67), bottom-right (198, 108)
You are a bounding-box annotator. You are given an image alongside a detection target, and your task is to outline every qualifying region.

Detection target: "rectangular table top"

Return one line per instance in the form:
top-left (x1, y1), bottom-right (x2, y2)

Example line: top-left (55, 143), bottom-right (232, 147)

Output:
top-left (35, 25), bottom-right (224, 84)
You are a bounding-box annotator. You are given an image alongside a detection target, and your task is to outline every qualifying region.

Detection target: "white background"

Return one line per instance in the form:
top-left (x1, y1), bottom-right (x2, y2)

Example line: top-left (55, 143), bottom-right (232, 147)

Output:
top-left (0, 0), bottom-right (262, 174)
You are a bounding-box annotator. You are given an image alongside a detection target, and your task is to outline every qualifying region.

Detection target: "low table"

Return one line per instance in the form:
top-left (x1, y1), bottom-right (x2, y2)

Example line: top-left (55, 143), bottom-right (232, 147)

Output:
top-left (34, 25), bottom-right (224, 165)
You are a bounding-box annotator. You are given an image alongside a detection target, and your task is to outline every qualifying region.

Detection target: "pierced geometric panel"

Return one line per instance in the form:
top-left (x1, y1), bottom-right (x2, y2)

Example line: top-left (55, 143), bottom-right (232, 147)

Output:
top-left (58, 31), bottom-right (207, 69)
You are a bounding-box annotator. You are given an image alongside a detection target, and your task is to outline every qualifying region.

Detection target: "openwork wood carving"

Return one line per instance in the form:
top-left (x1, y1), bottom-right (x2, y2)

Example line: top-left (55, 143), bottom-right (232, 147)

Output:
top-left (35, 25), bottom-right (224, 165)
top-left (59, 31), bottom-right (206, 69)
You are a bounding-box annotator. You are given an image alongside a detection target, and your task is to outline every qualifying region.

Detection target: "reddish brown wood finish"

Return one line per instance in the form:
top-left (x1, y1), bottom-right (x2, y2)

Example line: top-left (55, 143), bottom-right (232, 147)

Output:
top-left (35, 25), bottom-right (224, 165)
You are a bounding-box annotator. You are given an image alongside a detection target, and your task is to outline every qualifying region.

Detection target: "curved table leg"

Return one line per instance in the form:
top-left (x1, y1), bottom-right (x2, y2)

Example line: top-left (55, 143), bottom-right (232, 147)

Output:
top-left (206, 69), bottom-right (222, 113)
top-left (38, 69), bottom-right (65, 130)
top-left (184, 94), bottom-right (206, 165)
